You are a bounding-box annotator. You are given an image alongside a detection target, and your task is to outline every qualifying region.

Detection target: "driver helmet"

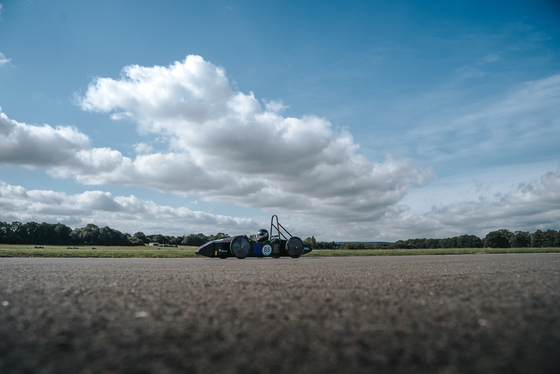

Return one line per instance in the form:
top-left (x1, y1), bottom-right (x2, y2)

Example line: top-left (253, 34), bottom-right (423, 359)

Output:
top-left (256, 229), bottom-right (269, 242)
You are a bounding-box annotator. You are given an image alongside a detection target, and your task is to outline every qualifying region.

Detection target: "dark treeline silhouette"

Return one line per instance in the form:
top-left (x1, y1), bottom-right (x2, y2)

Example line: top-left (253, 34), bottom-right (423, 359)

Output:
top-left (311, 229), bottom-right (560, 250)
top-left (0, 222), bottom-right (139, 246)
top-left (1, 221), bottom-right (559, 249)
top-left (0, 221), bottom-right (229, 247)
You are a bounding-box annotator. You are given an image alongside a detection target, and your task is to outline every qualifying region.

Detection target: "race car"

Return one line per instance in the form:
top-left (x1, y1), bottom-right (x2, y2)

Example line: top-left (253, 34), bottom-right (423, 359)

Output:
top-left (195, 215), bottom-right (312, 259)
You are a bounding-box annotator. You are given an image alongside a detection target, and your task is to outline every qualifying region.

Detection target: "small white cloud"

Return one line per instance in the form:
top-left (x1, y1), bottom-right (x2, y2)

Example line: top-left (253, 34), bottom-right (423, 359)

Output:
top-left (0, 52), bottom-right (12, 67)
top-left (477, 53), bottom-right (500, 65)
top-left (264, 99), bottom-right (288, 113)
top-left (110, 111), bottom-right (133, 120)
top-left (134, 142), bottom-right (153, 154)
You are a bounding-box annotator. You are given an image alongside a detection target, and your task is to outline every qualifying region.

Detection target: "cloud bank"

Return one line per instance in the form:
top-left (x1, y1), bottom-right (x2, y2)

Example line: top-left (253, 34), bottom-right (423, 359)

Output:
top-left (1, 164), bottom-right (558, 240)
top-left (389, 166), bottom-right (560, 239)
top-left (0, 182), bottom-right (258, 235)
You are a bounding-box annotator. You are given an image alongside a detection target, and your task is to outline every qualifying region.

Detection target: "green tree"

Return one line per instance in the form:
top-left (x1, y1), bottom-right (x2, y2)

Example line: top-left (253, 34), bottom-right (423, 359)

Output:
top-left (554, 231), bottom-right (560, 247)
top-left (182, 233), bottom-right (208, 246)
top-left (425, 238), bottom-right (439, 249)
top-left (543, 230), bottom-right (557, 247)
top-left (484, 230), bottom-right (512, 248)
top-left (438, 237), bottom-right (457, 249)
top-left (303, 237), bottom-right (316, 247)
top-left (10, 222), bottom-right (24, 244)
top-left (38, 222), bottom-right (56, 244)
top-left (510, 231), bottom-right (530, 248)
top-left (81, 224), bottom-right (100, 245)
top-left (0, 221), bottom-right (11, 243)
top-left (209, 233), bottom-right (229, 241)
top-left (133, 232), bottom-right (148, 244)
top-left (54, 224), bottom-right (72, 244)
top-left (152, 234), bottom-right (165, 244)
top-left (530, 230), bottom-right (545, 247)
top-left (456, 235), bottom-right (483, 248)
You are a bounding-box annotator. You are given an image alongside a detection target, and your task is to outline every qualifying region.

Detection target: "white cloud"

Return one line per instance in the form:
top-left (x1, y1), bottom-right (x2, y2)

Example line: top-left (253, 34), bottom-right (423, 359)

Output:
top-left (292, 164), bottom-right (560, 241)
top-left (0, 108), bottom-right (90, 167)
top-left (0, 52), bottom-right (12, 67)
top-left (0, 182), bottom-right (258, 235)
top-left (384, 165), bottom-right (560, 240)
top-left (1, 162), bottom-right (559, 241)
top-left (74, 55), bottom-right (435, 223)
top-left (3, 55), bottom-right (559, 240)
top-left (134, 142), bottom-right (153, 154)
top-left (477, 53), bottom-right (500, 65)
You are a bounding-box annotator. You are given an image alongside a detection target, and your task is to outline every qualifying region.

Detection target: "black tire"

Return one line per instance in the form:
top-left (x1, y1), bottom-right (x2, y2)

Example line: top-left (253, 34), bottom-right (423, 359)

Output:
top-left (286, 237), bottom-right (304, 258)
top-left (230, 235), bottom-right (251, 259)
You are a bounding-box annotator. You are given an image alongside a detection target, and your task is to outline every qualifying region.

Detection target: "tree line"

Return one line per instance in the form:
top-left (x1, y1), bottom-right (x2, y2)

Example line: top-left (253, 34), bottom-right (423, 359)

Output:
top-left (1, 221), bottom-right (559, 248)
top-left (0, 221), bottom-right (229, 247)
top-left (308, 229), bottom-right (560, 250)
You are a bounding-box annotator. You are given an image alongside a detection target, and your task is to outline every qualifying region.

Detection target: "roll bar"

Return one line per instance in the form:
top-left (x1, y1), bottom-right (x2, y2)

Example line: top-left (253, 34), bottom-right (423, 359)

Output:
top-left (270, 215), bottom-right (293, 240)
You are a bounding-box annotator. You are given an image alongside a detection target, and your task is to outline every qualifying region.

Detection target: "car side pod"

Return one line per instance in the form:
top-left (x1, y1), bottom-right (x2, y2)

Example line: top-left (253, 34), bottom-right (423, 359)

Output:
top-left (231, 235), bottom-right (251, 259)
top-left (286, 237), bottom-right (304, 258)
top-left (270, 239), bottom-right (282, 259)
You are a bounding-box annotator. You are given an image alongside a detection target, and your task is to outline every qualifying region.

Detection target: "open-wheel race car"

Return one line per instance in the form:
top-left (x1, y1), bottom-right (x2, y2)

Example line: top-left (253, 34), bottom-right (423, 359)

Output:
top-left (195, 215), bottom-right (312, 259)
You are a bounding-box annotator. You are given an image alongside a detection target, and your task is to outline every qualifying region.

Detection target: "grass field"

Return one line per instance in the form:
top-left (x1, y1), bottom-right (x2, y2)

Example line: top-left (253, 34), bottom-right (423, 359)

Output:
top-left (0, 245), bottom-right (199, 258)
top-left (305, 247), bottom-right (560, 257)
top-left (1, 245), bottom-right (560, 258)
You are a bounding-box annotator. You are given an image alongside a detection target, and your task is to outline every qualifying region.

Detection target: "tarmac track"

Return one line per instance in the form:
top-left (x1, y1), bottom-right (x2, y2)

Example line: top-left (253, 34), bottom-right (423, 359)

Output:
top-left (1, 253), bottom-right (559, 374)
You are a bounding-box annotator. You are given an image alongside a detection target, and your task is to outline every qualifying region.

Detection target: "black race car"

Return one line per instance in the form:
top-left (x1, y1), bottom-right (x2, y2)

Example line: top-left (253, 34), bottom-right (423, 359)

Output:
top-left (195, 215), bottom-right (312, 259)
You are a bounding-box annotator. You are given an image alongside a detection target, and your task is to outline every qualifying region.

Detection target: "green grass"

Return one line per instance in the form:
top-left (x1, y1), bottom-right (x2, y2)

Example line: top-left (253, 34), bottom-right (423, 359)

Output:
top-left (0, 245), bottom-right (198, 258)
top-left (307, 247), bottom-right (560, 257)
top-left (1, 245), bottom-right (560, 258)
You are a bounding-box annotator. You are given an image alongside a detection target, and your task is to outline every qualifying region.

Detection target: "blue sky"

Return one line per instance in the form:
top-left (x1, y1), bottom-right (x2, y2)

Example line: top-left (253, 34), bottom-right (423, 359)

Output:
top-left (1, 0), bottom-right (559, 241)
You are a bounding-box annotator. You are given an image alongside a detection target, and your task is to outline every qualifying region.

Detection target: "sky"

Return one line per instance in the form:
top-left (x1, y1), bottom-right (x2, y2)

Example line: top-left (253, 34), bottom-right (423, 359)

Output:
top-left (0, 0), bottom-right (559, 241)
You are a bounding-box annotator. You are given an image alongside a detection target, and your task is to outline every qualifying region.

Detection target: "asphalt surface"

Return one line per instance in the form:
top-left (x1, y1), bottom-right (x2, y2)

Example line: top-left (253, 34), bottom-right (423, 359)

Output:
top-left (1, 254), bottom-right (559, 374)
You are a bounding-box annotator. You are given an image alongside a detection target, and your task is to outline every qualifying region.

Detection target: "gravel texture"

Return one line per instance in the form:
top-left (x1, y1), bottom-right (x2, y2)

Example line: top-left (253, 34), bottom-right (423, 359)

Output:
top-left (1, 254), bottom-right (559, 373)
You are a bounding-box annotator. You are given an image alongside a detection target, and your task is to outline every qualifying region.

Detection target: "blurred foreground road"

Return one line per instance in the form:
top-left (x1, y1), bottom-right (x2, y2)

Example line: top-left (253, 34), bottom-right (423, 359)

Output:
top-left (1, 254), bottom-right (559, 373)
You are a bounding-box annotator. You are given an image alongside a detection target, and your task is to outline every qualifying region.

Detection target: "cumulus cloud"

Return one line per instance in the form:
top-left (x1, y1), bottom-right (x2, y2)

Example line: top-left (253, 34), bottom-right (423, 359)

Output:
top-left (76, 55), bottom-right (434, 222)
top-left (0, 182), bottom-right (259, 235)
top-left (0, 108), bottom-right (90, 167)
